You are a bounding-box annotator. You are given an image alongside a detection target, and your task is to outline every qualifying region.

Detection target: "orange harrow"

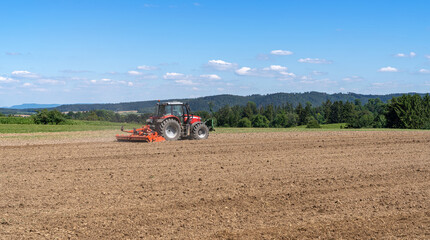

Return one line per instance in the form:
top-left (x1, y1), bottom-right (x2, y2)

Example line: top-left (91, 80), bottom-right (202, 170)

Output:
top-left (116, 125), bottom-right (166, 142)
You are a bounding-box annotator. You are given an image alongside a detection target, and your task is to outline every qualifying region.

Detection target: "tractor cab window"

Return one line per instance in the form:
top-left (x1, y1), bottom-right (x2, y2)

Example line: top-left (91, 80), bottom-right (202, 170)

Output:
top-left (172, 105), bottom-right (183, 117)
top-left (156, 104), bottom-right (183, 117)
top-left (157, 105), bottom-right (167, 116)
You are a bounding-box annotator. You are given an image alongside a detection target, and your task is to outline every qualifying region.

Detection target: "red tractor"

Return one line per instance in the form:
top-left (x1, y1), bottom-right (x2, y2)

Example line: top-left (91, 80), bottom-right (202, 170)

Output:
top-left (116, 101), bottom-right (211, 142)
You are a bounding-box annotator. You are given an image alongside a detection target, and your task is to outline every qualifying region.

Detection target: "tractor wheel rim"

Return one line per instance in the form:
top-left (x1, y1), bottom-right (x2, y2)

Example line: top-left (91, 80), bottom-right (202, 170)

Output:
top-left (198, 129), bottom-right (206, 138)
top-left (166, 126), bottom-right (177, 138)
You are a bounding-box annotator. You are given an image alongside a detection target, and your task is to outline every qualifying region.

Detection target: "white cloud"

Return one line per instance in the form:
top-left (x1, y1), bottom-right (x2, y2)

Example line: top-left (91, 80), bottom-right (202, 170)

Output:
top-left (426, 55), bottom-right (430, 60)
top-left (12, 70), bottom-right (29, 75)
top-left (270, 50), bottom-right (293, 55)
top-left (22, 82), bottom-right (33, 87)
top-left (163, 72), bottom-right (185, 80)
top-left (6, 52), bottom-right (21, 56)
top-left (117, 81), bottom-right (134, 87)
top-left (256, 54), bottom-right (270, 60)
top-left (279, 71), bottom-right (296, 78)
top-left (175, 79), bottom-right (194, 85)
top-left (263, 65), bottom-right (287, 71)
top-left (299, 77), bottom-right (336, 85)
top-left (372, 82), bottom-right (389, 87)
top-left (264, 65), bottom-right (295, 78)
top-left (89, 78), bottom-right (133, 86)
top-left (127, 71), bottom-right (158, 79)
top-left (312, 71), bottom-right (327, 76)
top-left (61, 69), bottom-right (91, 74)
top-left (70, 77), bottom-right (87, 81)
top-left (207, 59), bottom-right (238, 71)
top-left (11, 70), bottom-right (39, 78)
top-left (143, 4), bottom-right (158, 7)
top-left (164, 72), bottom-right (223, 86)
top-left (298, 58), bottom-right (332, 64)
top-left (140, 74), bottom-right (158, 80)
top-left (200, 74), bottom-right (221, 80)
top-left (37, 79), bottom-right (65, 85)
top-left (217, 88), bottom-right (225, 91)
top-left (0, 76), bottom-right (18, 83)
top-left (235, 67), bottom-right (253, 76)
top-left (419, 69), bottom-right (430, 74)
top-left (378, 66), bottom-right (398, 72)
top-left (395, 52), bottom-right (416, 57)
top-left (342, 76), bottom-right (363, 82)
top-left (31, 88), bottom-right (48, 92)
top-left (137, 65), bottom-right (158, 70)
top-left (192, 87), bottom-right (199, 91)
top-left (128, 70), bottom-right (143, 76)
top-left (235, 65), bottom-right (296, 79)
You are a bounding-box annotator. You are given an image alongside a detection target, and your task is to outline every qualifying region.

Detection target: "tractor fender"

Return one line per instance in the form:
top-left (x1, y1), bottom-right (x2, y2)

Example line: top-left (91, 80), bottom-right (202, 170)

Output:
top-left (155, 115), bottom-right (180, 124)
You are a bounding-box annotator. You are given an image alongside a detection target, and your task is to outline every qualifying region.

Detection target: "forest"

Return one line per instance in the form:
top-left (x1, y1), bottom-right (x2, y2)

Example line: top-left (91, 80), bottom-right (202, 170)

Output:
top-left (58, 94), bottom-right (430, 129)
top-left (50, 91), bottom-right (426, 113)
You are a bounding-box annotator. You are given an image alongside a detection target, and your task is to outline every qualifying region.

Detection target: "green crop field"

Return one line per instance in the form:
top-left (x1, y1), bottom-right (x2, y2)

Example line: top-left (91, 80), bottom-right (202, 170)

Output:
top-left (0, 121), bottom-right (139, 133)
top-left (0, 117), bottom-right (34, 124)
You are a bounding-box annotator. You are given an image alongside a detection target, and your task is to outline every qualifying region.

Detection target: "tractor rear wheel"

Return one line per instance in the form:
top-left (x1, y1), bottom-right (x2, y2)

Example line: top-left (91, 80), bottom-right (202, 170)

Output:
top-left (159, 119), bottom-right (181, 141)
top-left (191, 123), bottom-right (209, 140)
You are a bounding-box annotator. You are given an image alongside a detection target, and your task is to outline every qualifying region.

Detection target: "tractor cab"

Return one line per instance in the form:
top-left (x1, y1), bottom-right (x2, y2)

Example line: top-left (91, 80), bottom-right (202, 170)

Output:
top-left (153, 101), bottom-right (201, 125)
top-left (155, 102), bottom-right (189, 122)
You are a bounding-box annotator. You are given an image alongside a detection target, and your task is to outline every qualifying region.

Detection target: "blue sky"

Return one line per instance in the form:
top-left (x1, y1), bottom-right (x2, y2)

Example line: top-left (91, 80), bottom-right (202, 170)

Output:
top-left (0, 0), bottom-right (429, 106)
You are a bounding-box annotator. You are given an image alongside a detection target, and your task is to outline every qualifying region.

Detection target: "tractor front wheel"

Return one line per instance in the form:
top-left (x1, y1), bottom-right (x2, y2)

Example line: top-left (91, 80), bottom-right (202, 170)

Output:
top-left (191, 123), bottom-right (209, 140)
top-left (159, 119), bottom-right (181, 141)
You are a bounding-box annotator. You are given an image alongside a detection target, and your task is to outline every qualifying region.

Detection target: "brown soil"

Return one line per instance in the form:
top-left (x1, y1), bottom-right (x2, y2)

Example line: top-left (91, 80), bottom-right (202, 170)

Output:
top-left (1, 130), bottom-right (429, 239)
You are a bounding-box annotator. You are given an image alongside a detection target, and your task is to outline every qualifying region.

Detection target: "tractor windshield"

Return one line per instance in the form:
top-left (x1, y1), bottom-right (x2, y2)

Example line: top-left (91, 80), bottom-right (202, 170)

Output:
top-left (172, 105), bottom-right (183, 117)
top-left (156, 104), bottom-right (184, 117)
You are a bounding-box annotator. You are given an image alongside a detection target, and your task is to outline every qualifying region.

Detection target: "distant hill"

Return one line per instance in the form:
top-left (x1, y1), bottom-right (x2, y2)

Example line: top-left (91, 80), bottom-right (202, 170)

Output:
top-left (1, 92), bottom-right (427, 115)
top-left (0, 108), bottom-right (21, 115)
top-left (9, 103), bottom-right (61, 109)
top-left (51, 92), bottom-right (428, 113)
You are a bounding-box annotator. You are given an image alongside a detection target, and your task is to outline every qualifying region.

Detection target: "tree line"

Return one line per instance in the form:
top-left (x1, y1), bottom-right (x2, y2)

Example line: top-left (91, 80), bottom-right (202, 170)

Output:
top-left (65, 110), bottom-right (150, 123)
top-left (17, 109), bottom-right (150, 125)
top-left (211, 94), bottom-right (430, 129)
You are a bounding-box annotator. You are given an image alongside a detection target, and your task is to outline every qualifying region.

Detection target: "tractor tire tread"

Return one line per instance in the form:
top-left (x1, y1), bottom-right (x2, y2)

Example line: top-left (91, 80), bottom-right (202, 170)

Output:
top-left (191, 123), bottom-right (209, 140)
top-left (159, 118), bottom-right (181, 141)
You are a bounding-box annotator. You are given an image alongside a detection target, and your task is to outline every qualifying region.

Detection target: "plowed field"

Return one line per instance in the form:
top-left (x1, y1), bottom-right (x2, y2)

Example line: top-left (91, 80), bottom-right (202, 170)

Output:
top-left (1, 130), bottom-right (429, 239)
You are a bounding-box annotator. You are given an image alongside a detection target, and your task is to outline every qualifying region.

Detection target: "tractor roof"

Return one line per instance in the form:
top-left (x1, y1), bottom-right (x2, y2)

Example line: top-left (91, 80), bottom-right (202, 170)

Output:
top-left (159, 101), bottom-right (184, 105)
